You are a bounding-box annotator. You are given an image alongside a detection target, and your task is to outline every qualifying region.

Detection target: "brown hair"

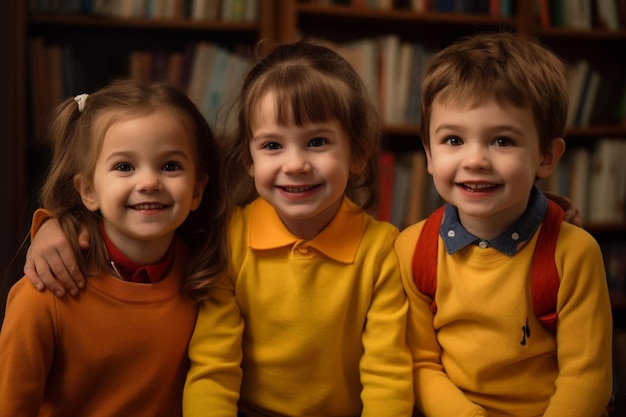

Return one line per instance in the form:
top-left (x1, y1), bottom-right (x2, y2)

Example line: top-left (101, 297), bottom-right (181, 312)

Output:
top-left (221, 40), bottom-right (382, 212)
top-left (420, 32), bottom-right (569, 154)
top-left (40, 79), bottom-right (230, 300)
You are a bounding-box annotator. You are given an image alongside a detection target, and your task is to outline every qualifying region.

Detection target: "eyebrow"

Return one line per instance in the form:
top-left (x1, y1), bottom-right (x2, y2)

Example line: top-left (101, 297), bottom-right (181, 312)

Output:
top-left (252, 125), bottom-right (339, 141)
top-left (105, 149), bottom-right (192, 161)
top-left (433, 123), bottom-right (524, 136)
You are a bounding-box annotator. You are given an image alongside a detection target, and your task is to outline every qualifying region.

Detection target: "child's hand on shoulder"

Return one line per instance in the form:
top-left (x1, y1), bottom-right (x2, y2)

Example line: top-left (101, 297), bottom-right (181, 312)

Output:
top-left (24, 218), bottom-right (87, 297)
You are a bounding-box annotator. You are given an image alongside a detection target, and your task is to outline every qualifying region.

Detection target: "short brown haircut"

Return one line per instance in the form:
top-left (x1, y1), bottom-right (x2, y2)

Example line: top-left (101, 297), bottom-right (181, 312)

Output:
top-left (420, 32), bottom-right (569, 154)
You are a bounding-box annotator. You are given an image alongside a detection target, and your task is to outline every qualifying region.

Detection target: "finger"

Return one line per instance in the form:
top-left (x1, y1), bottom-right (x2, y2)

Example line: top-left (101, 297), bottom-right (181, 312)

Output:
top-left (46, 250), bottom-right (82, 296)
top-left (59, 247), bottom-right (85, 290)
top-left (559, 199), bottom-right (583, 228)
top-left (32, 257), bottom-right (67, 298)
top-left (77, 226), bottom-right (90, 250)
top-left (23, 259), bottom-right (45, 291)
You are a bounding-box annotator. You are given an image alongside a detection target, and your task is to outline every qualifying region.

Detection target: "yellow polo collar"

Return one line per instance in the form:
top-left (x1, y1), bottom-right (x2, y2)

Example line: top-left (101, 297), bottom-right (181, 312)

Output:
top-left (247, 197), bottom-right (367, 264)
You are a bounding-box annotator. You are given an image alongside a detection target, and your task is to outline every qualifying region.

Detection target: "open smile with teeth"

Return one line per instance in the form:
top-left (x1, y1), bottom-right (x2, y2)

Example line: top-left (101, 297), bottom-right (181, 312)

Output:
top-left (132, 203), bottom-right (167, 210)
top-left (461, 183), bottom-right (497, 191)
top-left (281, 185), bottom-right (317, 193)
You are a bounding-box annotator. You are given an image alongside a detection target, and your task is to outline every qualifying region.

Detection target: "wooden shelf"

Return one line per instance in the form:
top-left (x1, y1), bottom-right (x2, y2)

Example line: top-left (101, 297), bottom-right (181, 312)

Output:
top-left (29, 14), bottom-right (262, 32)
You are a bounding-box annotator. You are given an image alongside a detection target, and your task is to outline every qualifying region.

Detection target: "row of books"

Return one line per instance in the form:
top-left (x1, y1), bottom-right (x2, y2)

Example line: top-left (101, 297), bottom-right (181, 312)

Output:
top-left (539, 138), bottom-right (626, 225)
top-left (323, 36), bottom-right (435, 126)
top-left (565, 59), bottom-right (626, 127)
top-left (602, 240), bottom-right (626, 301)
top-left (329, 36), bottom-right (626, 128)
top-left (538, 0), bottom-right (626, 31)
top-left (377, 150), bottom-right (443, 231)
top-left (306, 0), bottom-right (515, 16)
top-left (27, 38), bottom-right (252, 143)
top-left (29, 0), bottom-right (260, 22)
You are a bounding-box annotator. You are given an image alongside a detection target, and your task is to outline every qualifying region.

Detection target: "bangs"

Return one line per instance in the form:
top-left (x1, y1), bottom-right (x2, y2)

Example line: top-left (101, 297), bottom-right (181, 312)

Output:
top-left (246, 65), bottom-right (353, 128)
top-left (429, 60), bottom-right (530, 110)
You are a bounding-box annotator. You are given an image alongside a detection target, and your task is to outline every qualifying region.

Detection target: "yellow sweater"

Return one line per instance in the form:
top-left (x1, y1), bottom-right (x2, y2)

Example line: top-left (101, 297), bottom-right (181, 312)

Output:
top-left (395, 219), bottom-right (613, 417)
top-left (0, 239), bottom-right (198, 417)
top-left (184, 197), bottom-right (414, 417)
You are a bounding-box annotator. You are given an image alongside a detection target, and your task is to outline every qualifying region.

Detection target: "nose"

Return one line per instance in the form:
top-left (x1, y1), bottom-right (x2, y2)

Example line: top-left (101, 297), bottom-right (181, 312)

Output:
top-left (136, 169), bottom-right (162, 192)
top-left (461, 144), bottom-right (491, 170)
top-left (282, 149), bottom-right (311, 174)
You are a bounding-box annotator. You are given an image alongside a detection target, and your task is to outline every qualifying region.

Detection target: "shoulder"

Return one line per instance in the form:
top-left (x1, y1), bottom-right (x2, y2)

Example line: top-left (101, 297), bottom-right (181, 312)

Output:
top-left (395, 219), bottom-right (428, 256)
top-left (358, 214), bottom-right (400, 254)
top-left (555, 221), bottom-right (601, 253)
top-left (227, 205), bottom-right (248, 239)
top-left (552, 221), bottom-right (605, 278)
top-left (4, 276), bottom-right (57, 321)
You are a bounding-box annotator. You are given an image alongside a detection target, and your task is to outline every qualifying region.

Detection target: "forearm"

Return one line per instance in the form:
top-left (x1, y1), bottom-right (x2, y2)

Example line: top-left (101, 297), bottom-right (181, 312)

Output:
top-left (360, 254), bottom-right (414, 416)
top-left (183, 283), bottom-right (244, 416)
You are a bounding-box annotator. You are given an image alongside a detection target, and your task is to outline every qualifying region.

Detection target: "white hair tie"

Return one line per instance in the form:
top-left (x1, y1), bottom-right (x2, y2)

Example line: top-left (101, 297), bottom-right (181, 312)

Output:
top-left (74, 93), bottom-right (89, 112)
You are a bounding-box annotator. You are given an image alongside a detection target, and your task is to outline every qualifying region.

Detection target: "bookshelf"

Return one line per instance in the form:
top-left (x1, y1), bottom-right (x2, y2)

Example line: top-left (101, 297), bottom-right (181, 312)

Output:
top-left (0, 0), bottom-right (276, 324)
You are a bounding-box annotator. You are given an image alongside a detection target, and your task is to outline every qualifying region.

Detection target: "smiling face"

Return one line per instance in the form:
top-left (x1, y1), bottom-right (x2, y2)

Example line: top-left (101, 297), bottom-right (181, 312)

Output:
top-left (76, 109), bottom-right (205, 263)
top-left (247, 92), bottom-right (354, 240)
top-left (426, 97), bottom-right (564, 238)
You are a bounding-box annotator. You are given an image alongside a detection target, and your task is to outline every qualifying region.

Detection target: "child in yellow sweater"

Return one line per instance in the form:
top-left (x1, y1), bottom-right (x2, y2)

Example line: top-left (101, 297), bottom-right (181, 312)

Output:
top-left (395, 32), bottom-right (612, 417)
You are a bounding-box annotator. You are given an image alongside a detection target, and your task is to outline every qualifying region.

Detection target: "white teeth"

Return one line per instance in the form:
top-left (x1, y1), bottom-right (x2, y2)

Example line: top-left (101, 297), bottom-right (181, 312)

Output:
top-left (134, 203), bottom-right (164, 210)
top-left (284, 186), bottom-right (314, 192)
top-left (464, 183), bottom-right (495, 190)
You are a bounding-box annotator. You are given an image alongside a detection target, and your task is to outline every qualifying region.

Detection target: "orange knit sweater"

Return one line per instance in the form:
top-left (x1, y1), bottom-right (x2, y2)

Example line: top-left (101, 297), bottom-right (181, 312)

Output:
top-left (0, 239), bottom-right (198, 417)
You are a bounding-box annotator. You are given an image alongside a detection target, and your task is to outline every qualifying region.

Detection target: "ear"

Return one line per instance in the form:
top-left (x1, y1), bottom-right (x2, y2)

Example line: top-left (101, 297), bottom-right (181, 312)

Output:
top-left (536, 137), bottom-right (566, 179)
top-left (74, 174), bottom-right (99, 212)
top-left (246, 160), bottom-right (255, 178)
top-left (424, 145), bottom-right (434, 175)
top-left (190, 174), bottom-right (208, 211)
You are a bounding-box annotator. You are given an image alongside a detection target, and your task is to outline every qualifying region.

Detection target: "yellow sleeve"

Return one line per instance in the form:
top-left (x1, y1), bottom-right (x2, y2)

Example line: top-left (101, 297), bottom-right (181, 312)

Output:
top-left (359, 225), bottom-right (415, 416)
top-left (183, 210), bottom-right (245, 417)
top-left (395, 223), bottom-right (487, 417)
top-left (543, 224), bottom-right (613, 417)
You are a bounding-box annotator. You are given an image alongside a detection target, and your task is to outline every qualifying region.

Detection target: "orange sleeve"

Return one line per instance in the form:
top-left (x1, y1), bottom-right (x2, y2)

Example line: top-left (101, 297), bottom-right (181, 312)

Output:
top-left (30, 208), bottom-right (54, 242)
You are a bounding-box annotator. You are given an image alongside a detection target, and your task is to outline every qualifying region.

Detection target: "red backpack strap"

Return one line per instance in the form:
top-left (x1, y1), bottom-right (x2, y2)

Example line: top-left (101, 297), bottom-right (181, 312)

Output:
top-left (412, 205), bottom-right (446, 314)
top-left (531, 199), bottom-right (564, 333)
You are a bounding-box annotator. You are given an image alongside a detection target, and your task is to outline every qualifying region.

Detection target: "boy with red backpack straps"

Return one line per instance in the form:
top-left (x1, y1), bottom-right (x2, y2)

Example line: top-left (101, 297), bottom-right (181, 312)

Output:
top-left (395, 32), bottom-right (612, 417)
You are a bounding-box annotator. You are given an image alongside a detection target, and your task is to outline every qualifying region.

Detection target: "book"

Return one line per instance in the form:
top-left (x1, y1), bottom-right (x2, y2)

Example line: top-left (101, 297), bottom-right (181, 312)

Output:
top-left (575, 69), bottom-right (601, 126)
top-left (378, 34), bottom-right (401, 125)
top-left (588, 139), bottom-right (621, 224)
top-left (377, 151), bottom-right (395, 222)
top-left (390, 154), bottom-right (413, 229)
top-left (538, 0), bottom-right (551, 28)
top-left (186, 42), bottom-right (219, 115)
top-left (566, 60), bottom-right (590, 127)
top-left (404, 151), bottom-right (428, 227)
top-left (596, 0), bottom-right (619, 30)
top-left (339, 38), bottom-right (378, 106)
top-left (567, 147), bottom-right (591, 221)
top-left (202, 46), bottom-right (231, 127)
top-left (395, 42), bottom-right (415, 125)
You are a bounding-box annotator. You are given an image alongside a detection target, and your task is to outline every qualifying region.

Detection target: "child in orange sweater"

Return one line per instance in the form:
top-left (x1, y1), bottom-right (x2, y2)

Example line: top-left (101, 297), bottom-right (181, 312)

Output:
top-left (0, 80), bottom-right (230, 416)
